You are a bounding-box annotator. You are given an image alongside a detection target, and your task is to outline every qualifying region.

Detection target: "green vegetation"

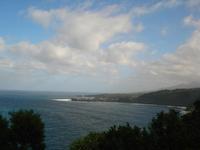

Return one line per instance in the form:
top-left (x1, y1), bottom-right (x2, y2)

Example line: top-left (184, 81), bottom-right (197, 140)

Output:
top-left (73, 88), bottom-right (200, 106)
top-left (70, 100), bottom-right (200, 150)
top-left (136, 88), bottom-right (200, 106)
top-left (0, 110), bottom-right (45, 150)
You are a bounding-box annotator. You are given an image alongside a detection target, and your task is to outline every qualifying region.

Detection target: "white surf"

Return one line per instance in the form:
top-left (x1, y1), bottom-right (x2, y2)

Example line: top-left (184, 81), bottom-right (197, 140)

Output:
top-left (52, 98), bottom-right (72, 102)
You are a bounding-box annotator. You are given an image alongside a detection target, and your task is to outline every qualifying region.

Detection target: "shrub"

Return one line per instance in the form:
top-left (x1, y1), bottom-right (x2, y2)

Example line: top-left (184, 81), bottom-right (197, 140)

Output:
top-left (0, 115), bottom-right (11, 149)
top-left (0, 110), bottom-right (45, 150)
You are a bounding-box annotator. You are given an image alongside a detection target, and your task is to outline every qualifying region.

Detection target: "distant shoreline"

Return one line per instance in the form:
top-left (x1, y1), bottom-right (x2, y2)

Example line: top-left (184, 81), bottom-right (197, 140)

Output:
top-left (71, 88), bottom-right (200, 107)
top-left (1, 88), bottom-right (199, 107)
top-left (52, 98), bottom-right (187, 110)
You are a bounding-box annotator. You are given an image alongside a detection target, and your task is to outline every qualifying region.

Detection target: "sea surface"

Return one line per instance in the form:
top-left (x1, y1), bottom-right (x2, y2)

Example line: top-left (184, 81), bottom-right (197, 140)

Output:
top-left (0, 91), bottom-right (170, 150)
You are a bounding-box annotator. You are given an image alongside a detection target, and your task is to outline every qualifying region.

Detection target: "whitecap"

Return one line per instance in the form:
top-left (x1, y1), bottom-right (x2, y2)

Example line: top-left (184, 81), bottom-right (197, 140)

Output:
top-left (52, 98), bottom-right (72, 102)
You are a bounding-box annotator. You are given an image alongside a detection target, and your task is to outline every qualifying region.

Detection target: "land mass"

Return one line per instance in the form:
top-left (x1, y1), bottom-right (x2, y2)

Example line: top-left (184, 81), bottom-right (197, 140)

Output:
top-left (72, 88), bottom-right (200, 106)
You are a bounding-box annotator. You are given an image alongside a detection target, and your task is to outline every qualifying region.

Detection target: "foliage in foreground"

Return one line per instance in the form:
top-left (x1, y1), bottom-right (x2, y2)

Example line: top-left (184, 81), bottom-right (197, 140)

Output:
top-left (70, 100), bottom-right (200, 150)
top-left (0, 110), bottom-right (45, 150)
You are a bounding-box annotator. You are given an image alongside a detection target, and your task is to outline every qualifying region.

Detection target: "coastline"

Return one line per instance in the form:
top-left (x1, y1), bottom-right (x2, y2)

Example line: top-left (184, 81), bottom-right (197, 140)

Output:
top-left (52, 98), bottom-right (187, 110)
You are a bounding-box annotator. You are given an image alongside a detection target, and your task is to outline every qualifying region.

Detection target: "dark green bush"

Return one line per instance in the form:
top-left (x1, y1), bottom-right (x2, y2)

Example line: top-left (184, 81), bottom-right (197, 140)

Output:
top-left (0, 115), bottom-right (11, 149)
top-left (0, 110), bottom-right (45, 150)
top-left (70, 132), bottom-right (104, 150)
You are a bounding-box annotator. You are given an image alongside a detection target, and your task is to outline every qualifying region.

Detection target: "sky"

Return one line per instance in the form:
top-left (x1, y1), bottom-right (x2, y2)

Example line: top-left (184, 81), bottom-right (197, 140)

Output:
top-left (0, 0), bottom-right (200, 93)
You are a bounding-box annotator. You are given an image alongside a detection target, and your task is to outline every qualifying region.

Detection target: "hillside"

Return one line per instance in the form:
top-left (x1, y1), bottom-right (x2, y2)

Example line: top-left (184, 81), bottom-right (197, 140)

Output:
top-left (72, 88), bottom-right (200, 106)
top-left (134, 88), bottom-right (200, 106)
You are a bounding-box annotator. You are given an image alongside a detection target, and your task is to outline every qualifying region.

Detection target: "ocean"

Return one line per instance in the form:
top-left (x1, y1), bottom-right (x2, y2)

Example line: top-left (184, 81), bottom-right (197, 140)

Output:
top-left (0, 91), bottom-right (170, 150)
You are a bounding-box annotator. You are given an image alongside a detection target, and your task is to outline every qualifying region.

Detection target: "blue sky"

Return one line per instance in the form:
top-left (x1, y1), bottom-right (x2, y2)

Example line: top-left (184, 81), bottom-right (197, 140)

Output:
top-left (0, 0), bottom-right (200, 92)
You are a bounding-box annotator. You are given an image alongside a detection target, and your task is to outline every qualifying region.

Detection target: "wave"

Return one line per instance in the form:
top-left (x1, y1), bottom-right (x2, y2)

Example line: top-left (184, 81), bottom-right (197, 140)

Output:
top-left (52, 98), bottom-right (72, 102)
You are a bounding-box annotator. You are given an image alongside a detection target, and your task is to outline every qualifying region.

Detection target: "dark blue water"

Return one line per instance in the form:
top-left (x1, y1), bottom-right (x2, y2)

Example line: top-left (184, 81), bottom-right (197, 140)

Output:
top-left (0, 91), bottom-right (169, 150)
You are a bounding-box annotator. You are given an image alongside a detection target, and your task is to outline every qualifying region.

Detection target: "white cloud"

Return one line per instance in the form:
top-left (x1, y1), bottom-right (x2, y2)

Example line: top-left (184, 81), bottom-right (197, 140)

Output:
top-left (0, 6), bottom-right (148, 76)
top-left (160, 27), bottom-right (168, 36)
top-left (0, 59), bottom-right (13, 68)
top-left (7, 40), bottom-right (146, 75)
top-left (186, 0), bottom-right (200, 9)
top-left (0, 37), bottom-right (5, 51)
top-left (1, 2), bottom-right (200, 92)
top-left (129, 0), bottom-right (200, 17)
top-left (28, 7), bottom-right (54, 27)
top-left (17, 1), bottom-right (200, 77)
top-left (133, 23), bottom-right (144, 32)
top-left (102, 42), bottom-right (146, 66)
top-left (142, 17), bottom-right (200, 85)
top-left (130, 0), bottom-right (181, 16)
top-left (184, 15), bottom-right (200, 27)
top-left (28, 7), bottom-right (132, 51)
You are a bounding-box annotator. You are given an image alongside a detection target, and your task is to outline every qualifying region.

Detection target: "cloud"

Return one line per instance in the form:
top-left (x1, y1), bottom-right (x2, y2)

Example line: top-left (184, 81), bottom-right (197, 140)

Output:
top-left (133, 23), bottom-right (144, 32)
top-left (129, 0), bottom-right (200, 17)
top-left (184, 15), bottom-right (200, 27)
top-left (114, 16), bottom-right (200, 92)
top-left (142, 16), bottom-right (200, 85)
top-left (0, 37), bottom-right (5, 51)
top-left (8, 40), bottom-right (146, 75)
top-left (28, 7), bottom-right (132, 51)
top-left (1, 2), bottom-right (199, 92)
top-left (186, 0), bottom-right (200, 9)
top-left (0, 5), bottom-right (147, 77)
top-left (160, 27), bottom-right (168, 36)
top-left (130, 0), bottom-right (181, 16)
top-left (27, 7), bottom-right (54, 27)
top-left (102, 42), bottom-right (146, 66)
top-left (0, 59), bottom-right (13, 68)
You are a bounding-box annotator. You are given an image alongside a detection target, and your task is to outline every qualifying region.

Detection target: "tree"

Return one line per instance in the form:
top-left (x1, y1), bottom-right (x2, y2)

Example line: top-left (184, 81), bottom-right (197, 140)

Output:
top-left (0, 110), bottom-right (45, 150)
top-left (149, 110), bottom-right (185, 150)
top-left (9, 110), bottom-right (45, 150)
top-left (102, 124), bottom-right (145, 150)
top-left (182, 100), bottom-right (200, 149)
top-left (70, 124), bottom-right (148, 150)
top-left (0, 115), bottom-right (11, 149)
top-left (70, 132), bottom-right (104, 150)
